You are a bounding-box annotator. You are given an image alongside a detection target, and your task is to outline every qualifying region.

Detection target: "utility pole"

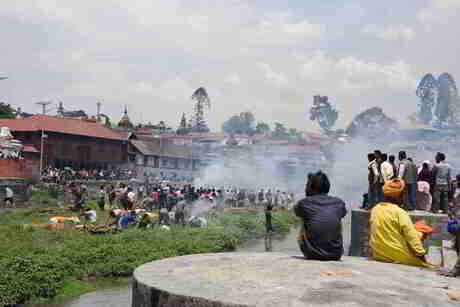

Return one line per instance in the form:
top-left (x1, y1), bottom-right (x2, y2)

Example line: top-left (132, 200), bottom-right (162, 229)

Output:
top-left (36, 101), bottom-right (51, 115)
top-left (39, 129), bottom-right (48, 180)
top-left (96, 101), bottom-right (101, 121)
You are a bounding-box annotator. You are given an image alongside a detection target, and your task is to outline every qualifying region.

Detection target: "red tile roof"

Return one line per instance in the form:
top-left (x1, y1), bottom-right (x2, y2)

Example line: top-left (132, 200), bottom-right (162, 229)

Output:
top-left (23, 145), bottom-right (39, 153)
top-left (0, 115), bottom-right (125, 141)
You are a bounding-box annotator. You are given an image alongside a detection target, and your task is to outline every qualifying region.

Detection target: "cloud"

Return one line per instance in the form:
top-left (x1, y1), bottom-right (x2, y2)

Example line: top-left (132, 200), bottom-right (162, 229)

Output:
top-left (257, 62), bottom-right (289, 88)
top-left (362, 24), bottom-right (416, 42)
top-left (224, 72), bottom-right (241, 86)
top-left (0, 0), bottom-right (458, 133)
top-left (430, 0), bottom-right (460, 9)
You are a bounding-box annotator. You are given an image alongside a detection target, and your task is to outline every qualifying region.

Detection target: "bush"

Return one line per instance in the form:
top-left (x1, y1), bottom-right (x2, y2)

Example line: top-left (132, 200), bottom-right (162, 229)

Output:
top-left (0, 210), bottom-right (298, 305)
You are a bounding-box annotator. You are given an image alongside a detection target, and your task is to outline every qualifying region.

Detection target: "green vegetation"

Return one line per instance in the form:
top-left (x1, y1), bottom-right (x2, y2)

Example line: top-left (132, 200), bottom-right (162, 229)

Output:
top-left (0, 208), bottom-right (298, 305)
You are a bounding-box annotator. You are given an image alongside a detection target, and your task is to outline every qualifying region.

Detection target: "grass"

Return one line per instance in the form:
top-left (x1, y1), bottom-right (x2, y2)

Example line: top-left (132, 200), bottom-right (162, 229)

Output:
top-left (0, 206), bottom-right (299, 305)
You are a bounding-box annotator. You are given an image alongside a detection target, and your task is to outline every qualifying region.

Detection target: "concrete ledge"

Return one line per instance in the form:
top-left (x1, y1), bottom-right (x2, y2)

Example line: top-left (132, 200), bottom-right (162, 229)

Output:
top-left (350, 208), bottom-right (450, 257)
top-left (132, 252), bottom-right (460, 307)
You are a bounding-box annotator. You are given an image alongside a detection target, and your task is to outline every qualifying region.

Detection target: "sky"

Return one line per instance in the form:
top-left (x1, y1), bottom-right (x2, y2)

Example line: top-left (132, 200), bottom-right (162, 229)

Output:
top-left (0, 0), bottom-right (459, 132)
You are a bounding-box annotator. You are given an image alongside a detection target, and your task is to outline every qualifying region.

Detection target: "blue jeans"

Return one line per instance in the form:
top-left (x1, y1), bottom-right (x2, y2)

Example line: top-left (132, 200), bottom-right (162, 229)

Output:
top-left (406, 183), bottom-right (417, 210)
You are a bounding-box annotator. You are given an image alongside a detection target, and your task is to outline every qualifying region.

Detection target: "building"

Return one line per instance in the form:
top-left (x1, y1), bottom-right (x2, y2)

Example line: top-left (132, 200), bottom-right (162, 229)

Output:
top-left (118, 106), bottom-right (134, 129)
top-left (0, 114), bottom-right (127, 170)
top-left (127, 134), bottom-right (201, 181)
top-left (57, 102), bottom-right (88, 119)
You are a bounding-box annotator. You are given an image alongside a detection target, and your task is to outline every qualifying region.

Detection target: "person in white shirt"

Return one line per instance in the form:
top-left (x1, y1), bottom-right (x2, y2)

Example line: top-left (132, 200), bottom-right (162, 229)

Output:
top-left (380, 153), bottom-right (394, 183)
top-left (4, 187), bottom-right (14, 206)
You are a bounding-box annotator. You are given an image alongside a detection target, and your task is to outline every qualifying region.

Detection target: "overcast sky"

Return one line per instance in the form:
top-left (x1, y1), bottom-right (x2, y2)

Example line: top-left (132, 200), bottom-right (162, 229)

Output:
top-left (0, 0), bottom-right (459, 131)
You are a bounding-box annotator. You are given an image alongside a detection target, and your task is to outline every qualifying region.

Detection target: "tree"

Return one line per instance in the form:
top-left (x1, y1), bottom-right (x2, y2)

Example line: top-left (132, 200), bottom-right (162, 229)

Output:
top-left (436, 73), bottom-right (459, 127)
top-left (255, 122), bottom-right (270, 135)
top-left (416, 74), bottom-right (438, 124)
top-left (0, 102), bottom-right (15, 119)
top-left (222, 115), bottom-right (244, 134)
top-left (309, 95), bottom-right (339, 132)
top-left (177, 113), bottom-right (189, 135)
top-left (221, 112), bottom-right (255, 135)
top-left (345, 107), bottom-right (398, 139)
top-left (190, 87), bottom-right (211, 133)
top-left (239, 112), bottom-right (255, 135)
top-left (271, 122), bottom-right (289, 139)
top-left (99, 114), bottom-right (112, 128)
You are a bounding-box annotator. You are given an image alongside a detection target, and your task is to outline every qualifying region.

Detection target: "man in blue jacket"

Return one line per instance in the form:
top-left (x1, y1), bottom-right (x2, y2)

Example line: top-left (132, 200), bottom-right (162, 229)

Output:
top-left (294, 171), bottom-right (347, 261)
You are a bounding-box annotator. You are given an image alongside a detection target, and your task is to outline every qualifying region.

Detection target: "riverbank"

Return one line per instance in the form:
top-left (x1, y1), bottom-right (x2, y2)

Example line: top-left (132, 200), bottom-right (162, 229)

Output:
top-left (0, 207), bottom-right (298, 306)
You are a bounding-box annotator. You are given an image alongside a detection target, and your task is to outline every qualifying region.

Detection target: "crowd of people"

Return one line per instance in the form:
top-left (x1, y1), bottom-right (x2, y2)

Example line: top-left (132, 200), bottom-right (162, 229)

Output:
top-left (41, 167), bottom-right (138, 183)
top-left (65, 181), bottom-right (295, 231)
top-left (293, 166), bottom-right (460, 279)
top-left (365, 150), bottom-right (454, 213)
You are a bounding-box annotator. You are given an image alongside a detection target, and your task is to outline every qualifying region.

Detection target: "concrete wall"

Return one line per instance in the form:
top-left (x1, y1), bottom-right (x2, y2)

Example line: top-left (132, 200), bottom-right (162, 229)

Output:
top-left (0, 159), bottom-right (39, 181)
top-left (349, 208), bottom-right (450, 257)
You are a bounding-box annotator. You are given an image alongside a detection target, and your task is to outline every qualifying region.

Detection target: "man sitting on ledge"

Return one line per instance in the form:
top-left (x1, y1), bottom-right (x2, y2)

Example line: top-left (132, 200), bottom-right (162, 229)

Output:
top-left (370, 179), bottom-right (436, 268)
top-left (294, 171), bottom-right (347, 261)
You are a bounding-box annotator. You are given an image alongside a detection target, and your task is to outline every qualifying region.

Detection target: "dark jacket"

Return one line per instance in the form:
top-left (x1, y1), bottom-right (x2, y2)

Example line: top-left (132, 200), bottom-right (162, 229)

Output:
top-left (294, 194), bottom-right (347, 260)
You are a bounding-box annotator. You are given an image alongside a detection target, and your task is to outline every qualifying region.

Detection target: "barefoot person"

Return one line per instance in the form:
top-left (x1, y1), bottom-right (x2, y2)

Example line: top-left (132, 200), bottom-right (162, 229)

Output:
top-left (294, 171), bottom-right (347, 261)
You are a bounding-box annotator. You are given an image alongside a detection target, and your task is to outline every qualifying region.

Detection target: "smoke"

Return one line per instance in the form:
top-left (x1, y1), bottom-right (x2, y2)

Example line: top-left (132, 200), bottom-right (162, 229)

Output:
top-left (189, 199), bottom-right (215, 218)
top-left (193, 149), bottom-right (316, 193)
top-left (328, 138), bottom-right (374, 206)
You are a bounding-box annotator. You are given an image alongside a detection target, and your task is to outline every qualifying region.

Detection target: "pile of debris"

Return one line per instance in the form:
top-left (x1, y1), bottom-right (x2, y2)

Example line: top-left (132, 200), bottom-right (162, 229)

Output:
top-left (75, 224), bottom-right (119, 234)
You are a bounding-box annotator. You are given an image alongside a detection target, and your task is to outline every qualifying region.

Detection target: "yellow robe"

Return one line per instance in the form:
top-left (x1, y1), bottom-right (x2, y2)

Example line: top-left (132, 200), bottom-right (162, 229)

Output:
top-left (369, 202), bottom-right (435, 268)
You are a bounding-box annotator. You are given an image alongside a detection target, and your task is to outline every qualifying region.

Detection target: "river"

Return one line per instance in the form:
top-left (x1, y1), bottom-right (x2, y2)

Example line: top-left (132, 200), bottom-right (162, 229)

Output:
top-left (34, 224), bottom-right (351, 307)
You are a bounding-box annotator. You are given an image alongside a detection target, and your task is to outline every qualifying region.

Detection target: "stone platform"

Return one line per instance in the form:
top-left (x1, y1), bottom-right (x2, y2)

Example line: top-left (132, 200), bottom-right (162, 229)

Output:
top-left (350, 208), bottom-right (450, 257)
top-left (132, 252), bottom-right (460, 307)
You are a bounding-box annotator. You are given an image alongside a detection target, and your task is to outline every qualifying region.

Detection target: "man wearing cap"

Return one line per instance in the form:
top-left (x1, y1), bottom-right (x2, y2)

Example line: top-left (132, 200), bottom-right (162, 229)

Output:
top-left (370, 179), bottom-right (436, 268)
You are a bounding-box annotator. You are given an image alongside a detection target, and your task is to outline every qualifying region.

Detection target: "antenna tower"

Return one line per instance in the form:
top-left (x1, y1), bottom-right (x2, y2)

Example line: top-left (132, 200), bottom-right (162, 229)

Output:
top-left (36, 101), bottom-right (51, 115)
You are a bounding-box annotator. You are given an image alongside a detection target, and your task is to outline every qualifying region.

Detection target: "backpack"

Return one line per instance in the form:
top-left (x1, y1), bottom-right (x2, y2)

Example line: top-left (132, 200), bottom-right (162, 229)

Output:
top-left (447, 217), bottom-right (460, 234)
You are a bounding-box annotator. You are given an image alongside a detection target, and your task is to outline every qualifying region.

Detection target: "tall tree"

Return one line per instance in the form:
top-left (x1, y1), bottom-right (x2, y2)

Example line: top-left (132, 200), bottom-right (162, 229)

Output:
top-left (436, 73), bottom-right (459, 126)
top-left (0, 102), bottom-right (15, 119)
top-left (416, 74), bottom-right (438, 124)
top-left (177, 113), bottom-right (189, 135)
top-left (191, 87), bottom-right (211, 132)
top-left (309, 95), bottom-right (339, 132)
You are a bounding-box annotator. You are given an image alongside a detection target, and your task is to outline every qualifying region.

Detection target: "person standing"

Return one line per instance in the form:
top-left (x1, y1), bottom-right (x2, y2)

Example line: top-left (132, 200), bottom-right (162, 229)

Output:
top-left (98, 185), bottom-right (106, 211)
top-left (398, 151), bottom-right (417, 210)
top-left (108, 185), bottom-right (116, 208)
top-left (389, 155), bottom-right (398, 179)
top-left (4, 187), bottom-right (14, 207)
top-left (265, 199), bottom-right (273, 232)
top-left (380, 153), bottom-right (394, 183)
top-left (367, 153), bottom-right (379, 208)
top-left (418, 162), bottom-right (434, 194)
top-left (432, 152), bottom-right (451, 214)
top-left (294, 171), bottom-right (347, 261)
top-left (258, 189), bottom-right (265, 208)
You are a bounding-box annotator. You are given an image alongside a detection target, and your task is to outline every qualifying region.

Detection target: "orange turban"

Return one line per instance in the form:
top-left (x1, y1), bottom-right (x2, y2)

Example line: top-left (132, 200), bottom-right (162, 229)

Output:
top-left (383, 179), bottom-right (405, 199)
top-left (415, 220), bottom-right (438, 236)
